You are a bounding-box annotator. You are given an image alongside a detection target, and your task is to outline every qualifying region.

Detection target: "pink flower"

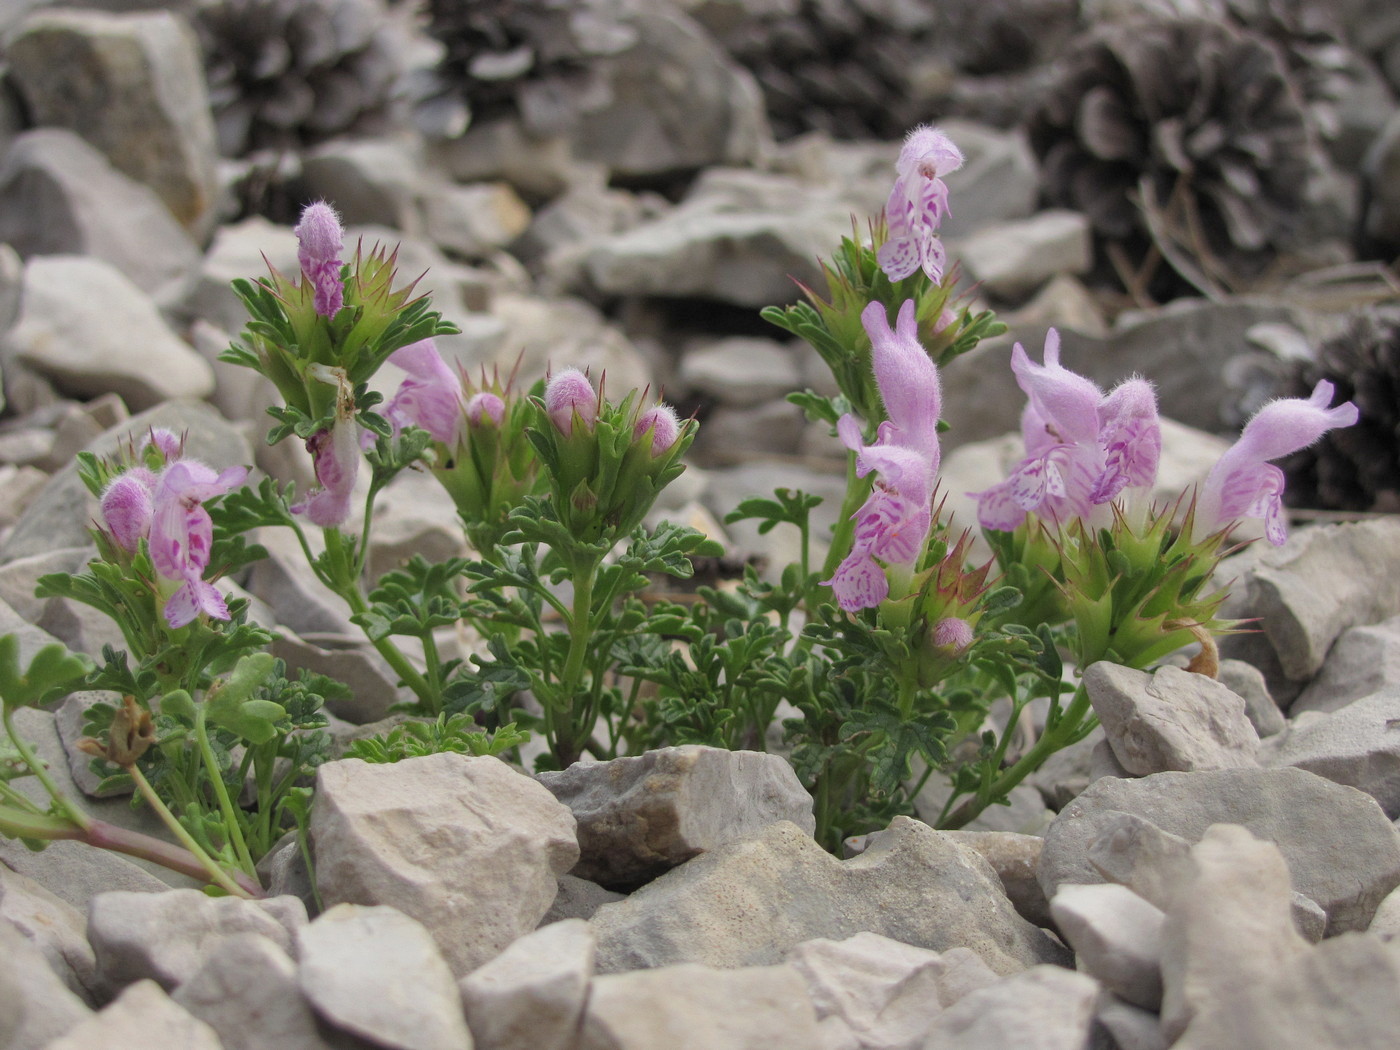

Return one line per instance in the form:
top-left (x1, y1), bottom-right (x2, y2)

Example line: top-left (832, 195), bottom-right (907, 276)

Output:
top-left (1091, 378), bottom-right (1161, 505)
top-left (633, 405), bottom-right (681, 456)
top-left (877, 126), bottom-right (964, 284)
top-left (294, 201), bottom-right (345, 318)
top-left (101, 468), bottom-right (157, 551)
top-left (465, 392), bottom-right (505, 428)
top-left (149, 460), bottom-right (248, 629)
top-left (146, 428), bottom-right (183, 462)
top-left (932, 616), bottom-right (974, 654)
top-left (292, 419), bottom-right (360, 528)
top-left (385, 339), bottom-right (464, 445)
top-left (823, 300), bottom-right (944, 611)
top-left (544, 368), bottom-right (596, 436)
top-left (1195, 380), bottom-right (1358, 545)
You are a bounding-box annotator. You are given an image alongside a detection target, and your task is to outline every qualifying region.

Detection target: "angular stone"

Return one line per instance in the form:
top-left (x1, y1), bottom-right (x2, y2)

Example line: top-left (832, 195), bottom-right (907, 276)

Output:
top-left (787, 932), bottom-right (998, 1049)
top-left (53, 691), bottom-right (128, 797)
top-left (1174, 932), bottom-right (1400, 1050)
top-left (1050, 882), bottom-right (1164, 1010)
top-left (577, 962), bottom-right (828, 1050)
top-left (956, 209), bottom-right (1092, 300)
top-left (311, 753), bottom-right (579, 975)
top-left (679, 336), bottom-right (803, 408)
top-left (44, 979), bottom-right (222, 1050)
top-left (0, 129), bottom-right (200, 307)
top-left (185, 216), bottom-right (300, 337)
top-left (590, 818), bottom-right (1068, 977)
top-left (0, 864), bottom-right (95, 1001)
top-left (1039, 768), bottom-right (1400, 934)
top-left (3, 256), bottom-right (214, 411)
top-left (1160, 825), bottom-right (1311, 1042)
top-left (298, 904), bottom-right (472, 1050)
top-left (536, 745), bottom-right (814, 889)
top-left (1096, 995), bottom-right (1167, 1050)
top-left (301, 136), bottom-right (425, 232)
top-left (459, 918), bottom-right (594, 1050)
top-left (540, 874), bottom-right (626, 925)
top-left (1292, 616), bottom-right (1400, 715)
top-left (1084, 662), bottom-right (1260, 774)
top-left (420, 181), bottom-right (532, 259)
top-left (576, 168), bottom-right (863, 307)
top-left (914, 964), bottom-right (1100, 1050)
top-left (172, 933), bottom-right (336, 1050)
top-left (0, 920), bottom-right (92, 1048)
top-left (1235, 518), bottom-right (1400, 681)
top-left (1264, 688), bottom-right (1400, 817)
top-left (5, 9), bottom-right (219, 235)
top-left (271, 628), bottom-right (405, 725)
top-left (87, 889), bottom-right (306, 997)
top-left (937, 830), bottom-right (1051, 928)
top-left (1218, 657), bottom-right (1287, 737)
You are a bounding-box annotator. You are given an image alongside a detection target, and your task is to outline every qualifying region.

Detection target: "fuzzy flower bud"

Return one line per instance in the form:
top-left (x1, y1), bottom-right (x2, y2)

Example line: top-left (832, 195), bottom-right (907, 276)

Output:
top-left (633, 404), bottom-right (681, 456)
top-left (931, 616), bottom-right (974, 654)
top-left (465, 391), bottom-right (506, 428)
top-left (545, 368), bottom-right (596, 435)
top-left (146, 428), bottom-right (183, 462)
top-left (100, 468), bottom-right (157, 551)
top-left (294, 201), bottom-right (345, 318)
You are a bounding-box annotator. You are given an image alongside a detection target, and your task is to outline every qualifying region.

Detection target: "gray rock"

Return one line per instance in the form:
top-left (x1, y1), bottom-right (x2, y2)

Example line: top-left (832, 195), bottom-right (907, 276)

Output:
top-left (937, 830), bottom-right (1051, 928)
top-left (1159, 825), bottom-right (1310, 1042)
top-left (575, 168), bottom-right (864, 307)
top-left (419, 180), bottom-right (533, 260)
top-left (914, 965), bottom-right (1101, 1050)
top-left (577, 962), bottom-right (831, 1050)
top-left (5, 8), bottom-right (219, 236)
top-left (88, 889), bottom-right (306, 997)
top-left (1264, 689), bottom-right (1400, 817)
top-left (459, 918), bottom-right (594, 1050)
top-left (45, 978), bottom-right (222, 1050)
top-left (1217, 658), bottom-right (1287, 737)
top-left (590, 817), bottom-right (1069, 977)
top-left (1174, 931), bottom-right (1400, 1050)
top-left (172, 934), bottom-right (336, 1050)
top-left (1038, 768), bottom-right (1400, 934)
top-left (53, 692), bottom-right (127, 798)
top-left (1084, 662), bottom-right (1260, 774)
top-left (548, 6), bottom-right (770, 178)
top-left (1365, 878), bottom-right (1400, 939)
top-left (690, 400), bottom-right (807, 464)
top-left (955, 210), bottom-right (1092, 300)
top-left (1095, 995), bottom-right (1167, 1050)
top-left (1, 400), bottom-right (250, 563)
top-left (1227, 518), bottom-right (1400, 682)
top-left (298, 903), bottom-right (472, 1050)
top-left (184, 216), bottom-right (300, 337)
top-left (486, 292), bottom-right (650, 396)
top-left (540, 874), bottom-right (626, 925)
top-left (679, 336), bottom-right (803, 408)
top-left (301, 135), bottom-right (426, 233)
top-left (937, 120), bottom-right (1041, 240)
top-left (787, 932), bottom-right (999, 1049)
top-left (0, 129), bottom-right (200, 308)
top-left (366, 469), bottom-right (471, 584)
top-left (1024, 724), bottom-right (1108, 810)
top-left (0, 546), bottom-right (95, 626)
top-left (2, 256), bottom-right (214, 411)
top-left (538, 746), bottom-right (813, 890)
top-left (0, 862), bottom-right (96, 1001)
top-left (311, 753), bottom-right (579, 976)
top-left (427, 117), bottom-right (590, 202)
top-left (270, 628), bottom-right (406, 725)
top-left (1362, 110), bottom-right (1400, 247)
top-left (0, 920), bottom-right (92, 1049)
top-left (1050, 883), bottom-right (1164, 1010)
top-left (1292, 616), bottom-right (1400, 715)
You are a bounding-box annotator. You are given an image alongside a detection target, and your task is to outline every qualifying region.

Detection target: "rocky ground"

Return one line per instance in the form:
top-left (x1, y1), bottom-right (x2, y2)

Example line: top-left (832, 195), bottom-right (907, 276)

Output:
top-left (2, 1), bottom-right (1400, 1048)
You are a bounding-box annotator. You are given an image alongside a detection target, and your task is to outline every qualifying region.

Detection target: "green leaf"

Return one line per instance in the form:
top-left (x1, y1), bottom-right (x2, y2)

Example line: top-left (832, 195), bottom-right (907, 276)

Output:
top-left (160, 690), bottom-right (197, 725)
top-left (0, 637), bottom-right (94, 711)
top-left (204, 654), bottom-right (284, 745)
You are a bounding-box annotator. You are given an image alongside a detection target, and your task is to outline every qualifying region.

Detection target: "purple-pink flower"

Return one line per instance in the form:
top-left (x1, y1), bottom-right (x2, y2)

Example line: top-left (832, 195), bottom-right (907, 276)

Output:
top-left (633, 405), bottom-right (681, 457)
top-left (384, 339), bottom-right (464, 445)
top-left (974, 331), bottom-right (1162, 531)
top-left (293, 419), bottom-right (360, 528)
top-left (877, 126), bottom-right (964, 284)
top-left (295, 201), bottom-right (345, 318)
top-left (150, 460), bottom-right (248, 628)
top-left (101, 468), bottom-right (157, 552)
top-left (465, 392), bottom-right (505, 428)
top-left (545, 368), bottom-right (597, 436)
top-left (823, 300), bottom-right (944, 611)
top-left (1194, 380), bottom-right (1358, 545)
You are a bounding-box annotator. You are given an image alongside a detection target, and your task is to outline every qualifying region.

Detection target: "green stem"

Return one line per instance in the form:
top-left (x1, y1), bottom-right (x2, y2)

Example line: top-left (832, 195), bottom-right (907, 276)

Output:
top-left (940, 683), bottom-right (1094, 830)
top-left (339, 578), bottom-right (439, 713)
top-left (2, 707), bottom-right (90, 830)
top-left (554, 554), bottom-right (600, 766)
top-left (193, 708), bottom-right (258, 878)
top-left (126, 763), bottom-right (259, 898)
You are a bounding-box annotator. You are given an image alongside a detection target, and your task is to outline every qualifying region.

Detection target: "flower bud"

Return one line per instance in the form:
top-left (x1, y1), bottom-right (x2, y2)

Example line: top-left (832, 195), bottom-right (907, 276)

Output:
top-left (931, 616), bottom-right (974, 654)
top-left (466, 391), bottom-right (506, 428)
top-left (633, 405), bottom-right (681, 456)
top-left (100, 469), bottom-right (156, 550)
top-left (146, 428), bottom-right (183, 462)
top-left (544, 368), bottom-right (596, 435)
top-left (294, 200), bottom-right (345, 318)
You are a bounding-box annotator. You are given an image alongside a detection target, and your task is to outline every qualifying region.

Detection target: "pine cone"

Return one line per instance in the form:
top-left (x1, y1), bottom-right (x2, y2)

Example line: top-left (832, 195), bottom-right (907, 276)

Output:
top-left (1281, 310), bottom-right (1400, 513)
top-left (1028, 17), bottom-right (1325, 297)
top-left (194, 0), bottom-right (419, 157)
